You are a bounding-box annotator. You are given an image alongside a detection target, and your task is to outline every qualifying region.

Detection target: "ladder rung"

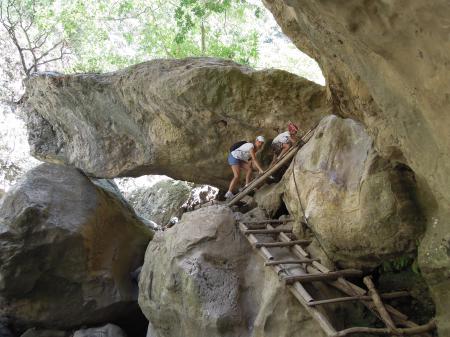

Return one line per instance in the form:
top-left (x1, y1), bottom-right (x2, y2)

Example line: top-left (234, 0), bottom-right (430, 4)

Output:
top-left (265, 258), bottom-right (319, 266)
top-left (242, 219), bottom-right (293, 225)
top-left (255, 240), bottom-right (311, 248)
top-left (243, 224), bottom-right (268, 229)
top-left (243, 228), bottom-right (293, 235)
top-left (283, 269), bottom-right (363, 285)
top-left (307, 291), bottom-right (410, 306)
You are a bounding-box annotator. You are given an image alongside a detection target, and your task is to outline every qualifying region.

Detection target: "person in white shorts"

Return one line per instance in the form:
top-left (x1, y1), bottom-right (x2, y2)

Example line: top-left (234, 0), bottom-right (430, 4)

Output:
top-left (225, 136), bottom-right (265, 199)
top-left (270, 122), bottom-right (299, 167)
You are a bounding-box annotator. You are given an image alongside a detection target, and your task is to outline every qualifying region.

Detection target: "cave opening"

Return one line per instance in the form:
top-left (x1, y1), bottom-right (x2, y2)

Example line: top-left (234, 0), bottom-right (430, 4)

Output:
top-left (273, 198), bottom-right (290, 219)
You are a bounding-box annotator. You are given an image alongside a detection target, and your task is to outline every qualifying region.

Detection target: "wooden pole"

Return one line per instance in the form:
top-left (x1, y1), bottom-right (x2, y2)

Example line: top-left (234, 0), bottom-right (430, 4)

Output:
top-left (363, 276), bottom-right (396, 330)
top-left (283, 269), bottom-right (363, 285)
top-left (265, 258), bottom-right (320, 266)
top-left (330, 319), bottom-right (436, 337)
top-left (255, 239), bottom-right (311, 248)
top-left (307, 291), bottom-right (410, 306)
top-left (243, 228), bottom-right (293, 235)
top-left (242, 219), bottom-right (293, 225)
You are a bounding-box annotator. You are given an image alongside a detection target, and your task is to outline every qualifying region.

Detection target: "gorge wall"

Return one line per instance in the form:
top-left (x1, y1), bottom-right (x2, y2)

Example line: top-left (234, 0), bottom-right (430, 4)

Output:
top-left (17, 2), bottom-right (450, 335)
top-left (262, 1), bottom-right (450, 334)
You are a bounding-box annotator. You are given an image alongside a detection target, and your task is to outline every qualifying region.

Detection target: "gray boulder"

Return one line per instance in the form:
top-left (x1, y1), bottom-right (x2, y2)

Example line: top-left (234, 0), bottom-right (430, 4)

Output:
top-left (20, 328), bottom-right (67, 337)
top-left (24, 57), bottom-right (330, 188)
top-left (126, 180), bottom-right (193, 226)
top-left (73, 324), bottom-right (127, 337)
top-left (0, 317), bottom-right (13, 337)
top-left (282, 115), bottom-right (424, 268)
top-left (0, 164), bottom-right (153, 330)
top-left (138, 205), bottom-right (340, 337)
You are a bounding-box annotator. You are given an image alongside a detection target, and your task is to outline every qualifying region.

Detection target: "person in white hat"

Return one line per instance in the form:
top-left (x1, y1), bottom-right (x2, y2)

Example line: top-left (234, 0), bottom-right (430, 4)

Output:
top-left (225, 135), bottom-right (265, 199)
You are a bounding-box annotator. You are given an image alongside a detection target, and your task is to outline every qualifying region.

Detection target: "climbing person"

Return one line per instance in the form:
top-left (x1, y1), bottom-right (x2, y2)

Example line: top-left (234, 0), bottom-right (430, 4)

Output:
top-left (270, 122), bottom-right (299, 167)
top-left (225, 136), bottom-right (265, 199)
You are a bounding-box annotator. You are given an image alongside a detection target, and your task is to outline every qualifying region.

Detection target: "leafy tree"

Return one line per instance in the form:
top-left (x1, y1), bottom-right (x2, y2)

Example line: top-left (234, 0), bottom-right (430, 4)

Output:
top-left (0, 0), bottom-right (69, 78)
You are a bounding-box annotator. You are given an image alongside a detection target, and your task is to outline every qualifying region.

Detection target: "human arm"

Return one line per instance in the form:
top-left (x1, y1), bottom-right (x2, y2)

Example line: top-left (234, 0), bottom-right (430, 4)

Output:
top-left (276, 143), bottom-right (291, 160)
top-left (250, 148), bottom-right (264, 173)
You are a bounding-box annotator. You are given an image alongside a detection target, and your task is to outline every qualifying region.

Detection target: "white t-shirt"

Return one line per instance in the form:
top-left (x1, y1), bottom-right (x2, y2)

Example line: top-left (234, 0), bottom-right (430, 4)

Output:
top-left (231, 142), bottom-right (254, 161)
top-left (272, 131), bottom-right (290, 145)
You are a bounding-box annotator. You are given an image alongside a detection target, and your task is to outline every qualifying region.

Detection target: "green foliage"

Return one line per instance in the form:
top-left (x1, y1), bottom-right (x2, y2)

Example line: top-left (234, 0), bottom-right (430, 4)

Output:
top-left (15, 0), bottom-right (261, 72)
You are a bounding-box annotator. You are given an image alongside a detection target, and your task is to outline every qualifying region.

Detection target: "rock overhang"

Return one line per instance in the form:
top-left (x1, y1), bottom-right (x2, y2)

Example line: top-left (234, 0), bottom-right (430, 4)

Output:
top-left (24, 57), bottom-right (331, 189)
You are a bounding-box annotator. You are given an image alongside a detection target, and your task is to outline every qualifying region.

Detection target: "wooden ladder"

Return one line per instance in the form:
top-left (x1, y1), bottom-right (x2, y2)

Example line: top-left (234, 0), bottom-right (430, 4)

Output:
top-left (238, 219), bottom-right (436, 337)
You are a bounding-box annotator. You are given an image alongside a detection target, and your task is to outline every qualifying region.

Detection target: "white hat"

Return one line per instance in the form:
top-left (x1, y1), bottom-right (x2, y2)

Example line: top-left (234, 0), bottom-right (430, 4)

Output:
top-left (256, 135), bottom-right (265, 142)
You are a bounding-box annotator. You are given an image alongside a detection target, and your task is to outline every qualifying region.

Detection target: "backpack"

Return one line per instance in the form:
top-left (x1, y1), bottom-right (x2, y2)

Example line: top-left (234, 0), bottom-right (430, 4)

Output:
top-left (229, 141), bottom-right (248, 152)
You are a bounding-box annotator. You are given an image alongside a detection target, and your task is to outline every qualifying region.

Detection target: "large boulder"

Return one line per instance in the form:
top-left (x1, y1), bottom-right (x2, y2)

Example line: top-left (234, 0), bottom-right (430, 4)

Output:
top-left (73, 324), bottom-right (127, 337)
top-left (138, 205), bottom-right (349, 337)
top-left (126, 180), bottom-right (193, 226)
top-left (282, 115), bottom-right (424, 268)
top-left (24, 57), bottom-right (330, 188)
top-left (0, 164), bottom-right (153, 330)
top-left (262, 1), bottom-right (450, 333)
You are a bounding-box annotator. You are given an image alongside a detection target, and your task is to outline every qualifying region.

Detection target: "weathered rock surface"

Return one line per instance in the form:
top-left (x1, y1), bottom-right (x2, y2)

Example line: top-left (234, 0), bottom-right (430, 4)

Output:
top-left (0, 164), bottom-right (153, 330)
top-left (20, 328), bottom-right (67, 337)
top-left (73, 324), bottom-right (127, 337)
top-left (263, 1), bottom-right (450, 333)
top-left (126, 180), bottom-right (192, 226)
top-left (0, 318), bottom-right (13, 337)
top-left (24, 57), bottom-right (330, 188)
top-left (138, 205), bottom-right (338, 337)
top-left (283, 115), bottom-right (424, 268)
top-left (253, 183), bottom-right (285, 218)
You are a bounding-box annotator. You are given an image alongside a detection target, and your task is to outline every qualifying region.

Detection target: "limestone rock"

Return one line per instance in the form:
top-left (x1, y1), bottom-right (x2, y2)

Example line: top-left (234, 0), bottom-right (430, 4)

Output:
top-left (138, 205), bottom-right (338, 337)
top-left (253, 182), bottom-right (284, 217)
top-left (20, 328), bottom-right (67, 337)
top-left (73, 324), bottom-right (127, 337)
top-left (182, 184), bottom-right (218, 211)
top-left (283, 115), bottom-right (424, 268)
top-left (262, 1), bottom-right (450, 333)
top-left (0, 164), bottom-right (153, 330)
top-left (126, 180), bottom-right (193, 226)
top-left (0, 318), bottom-right (13, 337)
top-left (24, 57), bottom-right (330, 188)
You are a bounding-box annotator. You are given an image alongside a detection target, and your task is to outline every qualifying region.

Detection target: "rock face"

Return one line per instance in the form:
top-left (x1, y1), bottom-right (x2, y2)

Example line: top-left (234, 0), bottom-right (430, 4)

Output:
top-left (73, 324), bottom-right (127, 337)
top-left (126, 180), bottom-right (193, 226)
top-left (0, 164), bottom-right (153, 330)
top-left (20, 328), bottom-right (67, 337)
top-left (138, 205), bottom-right (336, 337)
top-left (263, 2), bottom-right (450, 333)
top-left (282, 115), bottom-right (424, 268)
top-left (24, 57), bottom-right (330, 188)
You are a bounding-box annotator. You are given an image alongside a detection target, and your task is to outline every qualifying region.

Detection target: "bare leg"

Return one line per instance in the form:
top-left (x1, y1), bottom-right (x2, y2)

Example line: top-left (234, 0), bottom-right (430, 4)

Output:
top-left (242, 161), bottom-right (252, 185)
top-left (228, 165), bottom-right (241, 193)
